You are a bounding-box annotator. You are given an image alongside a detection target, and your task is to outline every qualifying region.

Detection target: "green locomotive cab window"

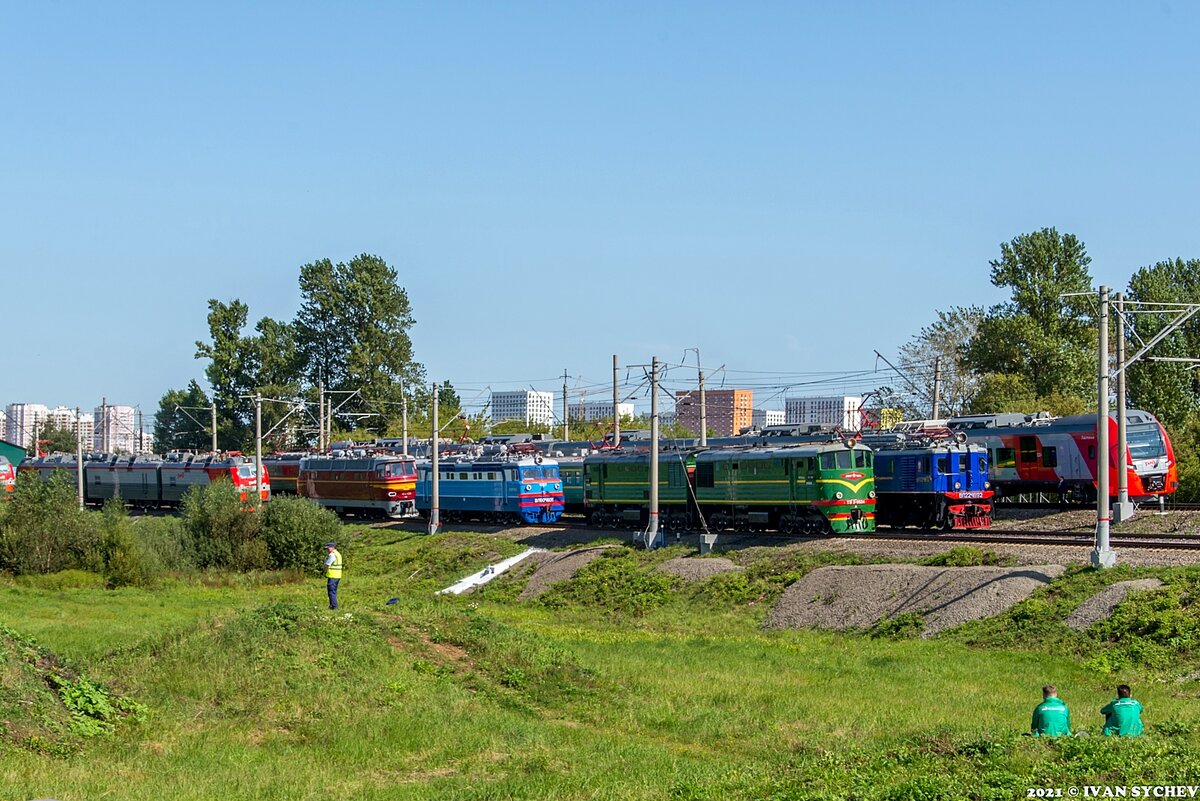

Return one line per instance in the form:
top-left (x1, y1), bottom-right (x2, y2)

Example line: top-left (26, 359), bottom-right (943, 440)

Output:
top-left (820, 451), bottom-right (852, 471)
top-left (854, 450), bottom-right (871, 469)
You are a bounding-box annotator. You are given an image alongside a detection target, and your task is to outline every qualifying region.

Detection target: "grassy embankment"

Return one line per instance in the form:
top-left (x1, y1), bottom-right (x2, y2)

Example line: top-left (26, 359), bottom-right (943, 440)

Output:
top-left (2, 526), bottom-right (1200, 800)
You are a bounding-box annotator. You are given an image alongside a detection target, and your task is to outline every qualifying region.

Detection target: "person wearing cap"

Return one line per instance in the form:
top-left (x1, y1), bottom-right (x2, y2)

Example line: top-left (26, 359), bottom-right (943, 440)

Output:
top-left (323, 542), bottom-right (343, 610)
top-left (1101, 685), bottom-right (1143, 737)
top-left (1031, 684), bottom-right (1071, 737)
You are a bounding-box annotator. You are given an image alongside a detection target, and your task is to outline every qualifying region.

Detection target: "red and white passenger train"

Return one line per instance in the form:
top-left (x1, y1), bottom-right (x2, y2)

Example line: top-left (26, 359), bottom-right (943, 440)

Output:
top-left (18, 452), bottom-right (270, 507)
top-left (948, 410), bottom-right (1177, 502)
top-left (0, 456), bottom-right (15, 499)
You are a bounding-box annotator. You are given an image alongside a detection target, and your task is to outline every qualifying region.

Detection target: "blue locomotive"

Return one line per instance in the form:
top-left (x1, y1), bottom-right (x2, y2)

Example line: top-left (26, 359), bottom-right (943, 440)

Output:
top-left (415, 450), bottom-right (565, 524)
top-left (866, 430), bottom-right (993, 530)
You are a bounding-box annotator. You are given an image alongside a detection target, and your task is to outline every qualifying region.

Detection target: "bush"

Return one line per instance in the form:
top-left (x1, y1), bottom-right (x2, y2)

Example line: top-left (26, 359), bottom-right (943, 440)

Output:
top-left (539, 548), bottom-right (679, 616)
top-left (15, 569), bottom-right (107, 590)
top-left (921, 547), bottom-right (1007, 567)
top-left (98, 502), bottom-right (164, 588)
top-left (0, 472), bottom-right (102, 575)
top-left (131, 516), bottom-right (195, 572)
top-left (261, 497), bottom-right (342, 574)
top-left (180, 479), bottom-right (263, 570)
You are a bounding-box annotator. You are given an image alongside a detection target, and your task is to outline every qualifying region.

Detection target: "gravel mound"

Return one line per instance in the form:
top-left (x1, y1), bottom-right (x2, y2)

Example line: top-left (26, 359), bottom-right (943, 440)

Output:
top-left (767, 563), bottom-right (1066, 636)
top-left (656, 556), bottom-right (742, 582)
top-left (1065, 578), bottom-right (1165, 630)
top-left (518, 546), bottom-right (616, 600)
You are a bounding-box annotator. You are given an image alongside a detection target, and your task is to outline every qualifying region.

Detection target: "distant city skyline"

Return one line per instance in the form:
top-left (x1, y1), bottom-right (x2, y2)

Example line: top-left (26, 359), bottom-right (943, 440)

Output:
top-left (4, 4), bottom-right (1198, 418)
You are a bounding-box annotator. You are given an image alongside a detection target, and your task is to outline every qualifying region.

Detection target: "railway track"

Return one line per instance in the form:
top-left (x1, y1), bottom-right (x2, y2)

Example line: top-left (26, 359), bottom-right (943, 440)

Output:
top-left (384, 517), bottom-right (1200, 550)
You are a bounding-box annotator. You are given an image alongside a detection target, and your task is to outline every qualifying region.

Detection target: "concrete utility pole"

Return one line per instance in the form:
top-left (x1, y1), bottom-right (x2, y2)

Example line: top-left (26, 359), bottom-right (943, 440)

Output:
top-left (697, 350), bottom-right (707, 447)
top-left (101, 397), bottom-right (108, 453)
top-left (932, 357), bottom-right (942, 419)
top-left (647, 356), bottom-right (661, 549)
top-left (562, 369), bottom-right (570, 442)
top-left (1114, 292), bottom-right (1134, 522)
top-left (75, 407), bottom-right (84, 510)
top-left (317, 381), bottom-right (325, 451)
top-left (137, 409), bottom-right (144, 453)
top-left (255, 392), bottom-right (263, 510)
top-left (211, 401), bottom-right (218, 452)
top-left (401, 380), bottom-right (409, 457)
top-left (612, 354), bottom-right (620, 448)
top-left (1092, 286), bottom-right (1116, 568)
top-left (429, 381), bottom-right (440, 535)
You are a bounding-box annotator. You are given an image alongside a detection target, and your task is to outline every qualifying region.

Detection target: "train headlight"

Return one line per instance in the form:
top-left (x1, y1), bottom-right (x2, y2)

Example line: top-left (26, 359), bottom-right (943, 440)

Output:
top-left (525, 484), bottom-right (532, 491)
top-left (985, 481), bottom-right (991, 489)
top-left (954, 482), bottom-right (962, 490)
top-left (868, 491), bottom-right (876, 499)
top-left (835, 491), bottom-right (844, 500)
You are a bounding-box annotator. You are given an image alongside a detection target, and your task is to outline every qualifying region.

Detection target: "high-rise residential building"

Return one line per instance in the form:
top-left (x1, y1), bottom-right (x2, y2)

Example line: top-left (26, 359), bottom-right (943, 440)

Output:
top-left (5, 403), bottom-right (49, 448)
top-left (489, 391), bottom-right (555, 426)
top-left (675, 389), bottom-right (753, 437)
top-left (784, 395), bottom-right (863, 431)
top-left (568, 400), bottom-right (635, 422)
top-left (45, 406), bottom-right (93, 450)
top-left (0, 409), bottom-right (6, 443)
top-left (751, 409), bottom-right (786, 429)
top-left (94, 404), bottom-right (137, 454)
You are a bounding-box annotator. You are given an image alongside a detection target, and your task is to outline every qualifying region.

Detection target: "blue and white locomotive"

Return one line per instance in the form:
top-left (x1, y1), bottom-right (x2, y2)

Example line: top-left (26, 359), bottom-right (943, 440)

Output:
top-left (865, 429), bottom-right (993, 530)
top-left (415, 449), bottom-right (565, 524)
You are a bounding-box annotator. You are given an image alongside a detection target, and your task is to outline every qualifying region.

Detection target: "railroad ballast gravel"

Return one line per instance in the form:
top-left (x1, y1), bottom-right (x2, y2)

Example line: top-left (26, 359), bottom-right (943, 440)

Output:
top-left (767, 564), bottom-right (1066, 636)
top-left (655, 556), bottom-right (742, 582)
top-left (1065, 578), bottom-right (1165, 630)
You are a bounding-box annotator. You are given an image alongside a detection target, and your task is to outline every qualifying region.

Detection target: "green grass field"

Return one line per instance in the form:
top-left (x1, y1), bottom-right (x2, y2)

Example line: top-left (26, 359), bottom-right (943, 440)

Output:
top-left (2, 528), bottom-right (1200, 800)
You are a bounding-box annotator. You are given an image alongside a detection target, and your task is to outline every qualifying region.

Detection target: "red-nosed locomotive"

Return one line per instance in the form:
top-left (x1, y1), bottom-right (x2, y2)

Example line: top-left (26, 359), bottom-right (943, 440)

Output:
top-left (298, 452), bottom-right (418, 518)
top-left (949, 410), bottom-right (1177, 503)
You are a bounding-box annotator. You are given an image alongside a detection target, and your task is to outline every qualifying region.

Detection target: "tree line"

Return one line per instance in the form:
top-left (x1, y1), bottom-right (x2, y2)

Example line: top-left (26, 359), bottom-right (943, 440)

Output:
top-left (891, 227), bottom-right (1200, 499)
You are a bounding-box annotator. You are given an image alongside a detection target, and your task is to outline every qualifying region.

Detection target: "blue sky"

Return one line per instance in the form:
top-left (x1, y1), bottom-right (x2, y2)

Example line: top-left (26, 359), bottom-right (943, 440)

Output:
top-left (3, 2), bottom-right (1198, 421)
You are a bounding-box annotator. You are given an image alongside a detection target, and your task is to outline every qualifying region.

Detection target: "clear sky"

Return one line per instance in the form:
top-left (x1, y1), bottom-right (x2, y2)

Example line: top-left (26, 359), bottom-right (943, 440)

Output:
top-left (3, 2), bottom-right (1199, 421)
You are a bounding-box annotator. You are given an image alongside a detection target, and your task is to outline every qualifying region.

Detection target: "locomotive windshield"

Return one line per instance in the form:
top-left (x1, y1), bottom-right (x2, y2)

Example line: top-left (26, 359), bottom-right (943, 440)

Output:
top-left (1127, 424), bottom-right (1166, 460)
top-left (819, 450), bottom-right (853, 470)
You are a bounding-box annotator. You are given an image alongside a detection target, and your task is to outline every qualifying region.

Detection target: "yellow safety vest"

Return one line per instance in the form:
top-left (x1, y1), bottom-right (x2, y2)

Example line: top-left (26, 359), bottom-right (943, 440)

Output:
top-left (326, 549), bottom-right (343, 579)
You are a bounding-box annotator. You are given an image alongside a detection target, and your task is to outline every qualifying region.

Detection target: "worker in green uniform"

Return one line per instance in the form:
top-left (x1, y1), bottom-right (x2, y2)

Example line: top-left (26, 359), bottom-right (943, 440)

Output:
top-left (1101, 685), bottom-right (1143, 737)
top-left (1031, 684), bottom-right (1071, 737)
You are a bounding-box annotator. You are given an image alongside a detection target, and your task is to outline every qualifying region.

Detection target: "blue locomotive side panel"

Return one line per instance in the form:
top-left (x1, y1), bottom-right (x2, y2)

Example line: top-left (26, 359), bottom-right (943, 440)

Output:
top-left (415, 454), bottom-right (565, 524)
top-left (872, 443), bottom-right (992, 530)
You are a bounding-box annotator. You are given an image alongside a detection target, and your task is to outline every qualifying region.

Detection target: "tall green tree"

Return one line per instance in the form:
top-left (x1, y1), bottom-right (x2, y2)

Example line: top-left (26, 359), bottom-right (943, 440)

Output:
top-left (293, 254), bottom-right (424, 433)
top-left (1126, 258), bottom-right (1200, 433)
top-left (194, 299), bottom-right (256, 448)
top-left (153, 381), bottom-right (214, 452)
top-left (966, 228), bottom-right (1097, 410)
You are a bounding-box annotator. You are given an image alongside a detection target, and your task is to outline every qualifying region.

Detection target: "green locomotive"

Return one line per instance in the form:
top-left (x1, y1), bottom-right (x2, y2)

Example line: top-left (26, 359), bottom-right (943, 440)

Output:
top-left (583, 450), bottom-right (697, 530)
top-left (583, 441), bottom-right (876, 535)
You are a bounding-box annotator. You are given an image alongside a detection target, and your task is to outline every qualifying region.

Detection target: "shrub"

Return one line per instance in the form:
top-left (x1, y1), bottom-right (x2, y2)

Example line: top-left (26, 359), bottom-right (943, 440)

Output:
top-left (539, 548), bottom-right (679, 616)
top-left (180, 479), bottom-right (263, 570)
top-left (0, 471), bottom-right (102, 575)
top-left (98, 502), bottom-right (164, 588)
top-left (921, 547), bottom-right (1007, 567)
top-left (15, 569), bottom-right (107, 590)
top-left (131, 516), bottom-right (195, 572)
top-left (874, 611), bottom-right (926, 639)
top-left (261, 496), bottom-right (342, 573)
